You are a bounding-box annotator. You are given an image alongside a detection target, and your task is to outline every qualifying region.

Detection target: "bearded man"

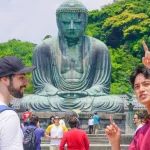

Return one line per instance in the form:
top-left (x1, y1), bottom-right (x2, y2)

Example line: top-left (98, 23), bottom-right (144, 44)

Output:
top-left (0, 56), bottom-right (35, 150)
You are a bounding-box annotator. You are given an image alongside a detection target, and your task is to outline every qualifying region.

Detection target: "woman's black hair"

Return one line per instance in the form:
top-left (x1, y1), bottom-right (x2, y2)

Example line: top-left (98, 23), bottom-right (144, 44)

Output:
top-left (130, 65), bottom-right (150, 89)
top-left (68, 117), bottom-right (78, 128)
top-left (29, 115), bottom-right (39, 125)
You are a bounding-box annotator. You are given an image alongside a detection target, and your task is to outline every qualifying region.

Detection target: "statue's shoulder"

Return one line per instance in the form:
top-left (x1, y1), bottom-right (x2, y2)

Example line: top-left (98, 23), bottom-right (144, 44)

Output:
top-left (34, 37), bottom-right (58, 51)
top-left (85, 35), bottom-right (108, 51)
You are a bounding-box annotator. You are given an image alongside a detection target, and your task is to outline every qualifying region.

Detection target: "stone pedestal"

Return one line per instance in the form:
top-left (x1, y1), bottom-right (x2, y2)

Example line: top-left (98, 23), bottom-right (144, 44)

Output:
top-left (18, 112), bottom-right (126, 131)
top-left (125, 112), bottom-right (135, 134)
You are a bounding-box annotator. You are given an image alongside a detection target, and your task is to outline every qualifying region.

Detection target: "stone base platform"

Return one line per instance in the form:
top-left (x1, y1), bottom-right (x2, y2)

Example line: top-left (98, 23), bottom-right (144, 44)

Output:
top-left (18, 112), bottom-right (126, 131)
top-left (41, 133), bottom-right (132, 150)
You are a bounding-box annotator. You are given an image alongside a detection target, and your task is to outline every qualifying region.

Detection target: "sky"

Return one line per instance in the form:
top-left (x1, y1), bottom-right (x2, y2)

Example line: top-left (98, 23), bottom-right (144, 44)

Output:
top-left (0, 0), bottom-right (113, 44)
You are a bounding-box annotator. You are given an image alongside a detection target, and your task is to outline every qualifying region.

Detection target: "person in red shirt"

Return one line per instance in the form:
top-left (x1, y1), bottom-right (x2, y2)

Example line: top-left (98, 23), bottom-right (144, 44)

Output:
top-left (60, 117), bottom-right (89, 150)
top-left (22, 108), bottom-right (32, 126)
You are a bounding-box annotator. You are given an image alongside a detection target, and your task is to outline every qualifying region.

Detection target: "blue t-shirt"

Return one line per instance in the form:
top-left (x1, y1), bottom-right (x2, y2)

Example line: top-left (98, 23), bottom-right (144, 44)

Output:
top-left (93, 115), bottom-right (100, 124)
top-left (22, 125), bottom-right (44, 150)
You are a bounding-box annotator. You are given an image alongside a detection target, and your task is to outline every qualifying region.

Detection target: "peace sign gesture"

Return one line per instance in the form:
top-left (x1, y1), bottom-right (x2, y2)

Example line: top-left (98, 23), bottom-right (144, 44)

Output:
top-left (142, 41), bottom-right (150, 69)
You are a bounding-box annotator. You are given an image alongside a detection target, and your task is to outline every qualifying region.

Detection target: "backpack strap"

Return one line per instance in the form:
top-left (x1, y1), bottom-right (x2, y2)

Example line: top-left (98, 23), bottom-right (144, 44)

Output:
top-left (0, 105), bottom-right (14, 113)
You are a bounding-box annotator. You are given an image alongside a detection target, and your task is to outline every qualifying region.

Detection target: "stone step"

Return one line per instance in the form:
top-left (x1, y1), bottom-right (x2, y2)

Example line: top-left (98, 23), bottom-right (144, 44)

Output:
top-left (89, 137), bottom-right (107, 140)
top-left (57, 129), bottom-right (125, 135)
top-left (84, 130), bottom-right (105, 134)
top-left (42, 140), bottom-right (109, 145)
top-left (84, 130), bottom-right (125, 134)
top-left (41, 134), bottom-right (133, 145)
top-left (89, 138), bottom-right (109, 144)
top-left (87, 134), bottom-right (107, 137)
top-left (41, 136), bottom-right (107, 141)
top-left (41, 144), bottom-right (129, 150)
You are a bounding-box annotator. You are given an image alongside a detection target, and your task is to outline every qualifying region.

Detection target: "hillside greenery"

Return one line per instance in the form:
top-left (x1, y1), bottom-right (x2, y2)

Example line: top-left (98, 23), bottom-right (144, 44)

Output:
top-left (86, 0), bottom-right (150, 94)
top-left (0, 40), bottom-right (35, 93)
top-left (0, 0), bottom-right (150, 94)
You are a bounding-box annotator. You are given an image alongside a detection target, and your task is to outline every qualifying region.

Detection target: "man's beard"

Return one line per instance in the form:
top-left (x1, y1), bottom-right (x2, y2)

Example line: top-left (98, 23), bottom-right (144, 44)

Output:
top-left (7, 80), bottom-right (26, 98)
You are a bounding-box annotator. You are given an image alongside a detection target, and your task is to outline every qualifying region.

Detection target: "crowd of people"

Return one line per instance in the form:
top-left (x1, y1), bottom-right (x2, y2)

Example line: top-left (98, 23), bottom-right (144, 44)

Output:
top-left (22, 114), bottom-right (89, 150)
top-left (88, 112), bottom-right (100, 135)
top-left (21, 111), bottom-right (101, 150)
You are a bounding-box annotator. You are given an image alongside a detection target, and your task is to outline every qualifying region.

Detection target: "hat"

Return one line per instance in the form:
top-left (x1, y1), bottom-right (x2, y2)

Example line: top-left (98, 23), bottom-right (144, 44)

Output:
top-left (0, 56), bottom-right (36, 78)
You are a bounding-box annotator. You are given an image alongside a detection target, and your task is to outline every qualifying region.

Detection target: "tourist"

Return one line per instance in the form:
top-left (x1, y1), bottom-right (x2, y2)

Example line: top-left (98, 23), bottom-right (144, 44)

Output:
top-left (22, 114), bottom-right (50, 150)
top-left (72, 115), bottom-right (80, 129)
top-left (48, 115), bottom-right (55, 126)
top-left (60, 117), bottom-right (89, 150)
top-left (93, 112), bottom-right (100, 135)
top-left (45, 115), bottom-right (68, 150)
top-left (105, 41), bottom-right (150, 150)
top-left (22, 107), bottom-right (32, 126)
top-left (88, 115), bottom-right (94, 134)
top-left (0, 56), bottom-right (35, 149)
top-left (133, 113), bottom-right (144, 134)
top-left (59, 117), bottom-right (66, 126)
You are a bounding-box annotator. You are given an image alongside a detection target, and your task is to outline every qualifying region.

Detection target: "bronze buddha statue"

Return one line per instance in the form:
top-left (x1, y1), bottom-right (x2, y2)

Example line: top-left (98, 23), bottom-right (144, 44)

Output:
top-left (21, 0), bottom-right (124, 113)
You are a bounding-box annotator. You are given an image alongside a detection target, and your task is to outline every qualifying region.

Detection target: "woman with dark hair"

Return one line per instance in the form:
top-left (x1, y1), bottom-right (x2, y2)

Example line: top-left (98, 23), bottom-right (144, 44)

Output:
top-left (60, 117), bottom-right (89, 150)
top-left (48, 116), bottom-right (55, 126)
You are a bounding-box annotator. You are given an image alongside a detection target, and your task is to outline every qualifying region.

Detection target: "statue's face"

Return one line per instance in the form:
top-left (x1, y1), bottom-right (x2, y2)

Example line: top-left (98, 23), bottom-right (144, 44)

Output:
top-left (57, 12), bottom-right (87, 39)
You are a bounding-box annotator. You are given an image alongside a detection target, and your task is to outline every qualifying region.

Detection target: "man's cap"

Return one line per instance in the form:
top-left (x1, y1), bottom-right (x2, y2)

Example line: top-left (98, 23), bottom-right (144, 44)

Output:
top-left (0, 56), bottom-right (36, 78)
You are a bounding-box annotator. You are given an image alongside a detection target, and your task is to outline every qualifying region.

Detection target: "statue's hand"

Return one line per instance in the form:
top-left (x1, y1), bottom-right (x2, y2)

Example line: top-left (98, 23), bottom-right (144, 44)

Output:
top-left (57, 91), bottom-right (88, 98)
top-left (86, 89), bottom-right (107, 96)
top-left (142, 41), bottom-right (150, 69)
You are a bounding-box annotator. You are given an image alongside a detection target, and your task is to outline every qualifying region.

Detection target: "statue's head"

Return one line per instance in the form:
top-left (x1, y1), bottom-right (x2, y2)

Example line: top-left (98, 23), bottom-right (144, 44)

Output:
top-left (56, 0), bottom-right (88, 39)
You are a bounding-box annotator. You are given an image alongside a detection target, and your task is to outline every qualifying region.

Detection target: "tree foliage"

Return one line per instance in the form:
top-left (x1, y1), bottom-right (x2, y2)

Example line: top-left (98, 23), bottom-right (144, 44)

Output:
top-left (86, 0), bottom-right (150, 94)
top-left (87, 0), bottom-right (150, 59)
top-left (110, 47), bottom-right (140, 94)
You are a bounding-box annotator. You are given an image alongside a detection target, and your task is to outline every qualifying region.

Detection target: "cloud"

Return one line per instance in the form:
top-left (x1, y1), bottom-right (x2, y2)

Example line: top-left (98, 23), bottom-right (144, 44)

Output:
top-left (0, 0), bottom-right (113, 44)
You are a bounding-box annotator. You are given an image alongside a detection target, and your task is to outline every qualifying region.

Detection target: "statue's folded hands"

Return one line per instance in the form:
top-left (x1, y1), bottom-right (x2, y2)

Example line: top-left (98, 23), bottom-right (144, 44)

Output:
top-left (57, 91), bottom-right (88, 99)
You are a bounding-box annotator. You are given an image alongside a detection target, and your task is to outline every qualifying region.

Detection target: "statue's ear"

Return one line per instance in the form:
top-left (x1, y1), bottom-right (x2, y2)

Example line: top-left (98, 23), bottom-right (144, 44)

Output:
top-left (56, 15), bottom-right (61, 32)
top-left (57, 24), bottom-right (62, 37)
top-left (56, 18), bottom-right (60, 29)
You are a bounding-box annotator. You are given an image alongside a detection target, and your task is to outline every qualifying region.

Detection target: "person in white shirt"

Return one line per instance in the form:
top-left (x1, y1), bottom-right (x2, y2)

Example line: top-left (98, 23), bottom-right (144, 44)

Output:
top-left (133, 113), bottom-right (144, 134)
top-left (45, 115), bottom-right (68, 150)
top-left (59, 117), bottom-right (66, 126)
top-left (88, 115), bottom-right (94, 134)
top-left (0, 56), bottom-right (35, 150)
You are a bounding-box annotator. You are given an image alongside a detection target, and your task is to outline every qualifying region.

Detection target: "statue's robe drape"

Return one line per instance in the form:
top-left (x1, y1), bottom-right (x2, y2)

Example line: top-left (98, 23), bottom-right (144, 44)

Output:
top-left (21, 36), bottom-right (124, 113)
top-left (33, 35), bottom-right (111, 96)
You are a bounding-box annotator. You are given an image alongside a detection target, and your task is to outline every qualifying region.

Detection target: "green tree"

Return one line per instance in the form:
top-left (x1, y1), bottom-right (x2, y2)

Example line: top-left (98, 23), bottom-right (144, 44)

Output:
top-left (0, 39), bottom-right (36, 94)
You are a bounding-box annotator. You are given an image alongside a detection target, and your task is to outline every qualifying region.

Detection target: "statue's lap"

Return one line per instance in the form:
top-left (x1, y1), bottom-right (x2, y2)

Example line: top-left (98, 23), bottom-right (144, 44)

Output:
top-left (21, 95), bottom-right (124, 113)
